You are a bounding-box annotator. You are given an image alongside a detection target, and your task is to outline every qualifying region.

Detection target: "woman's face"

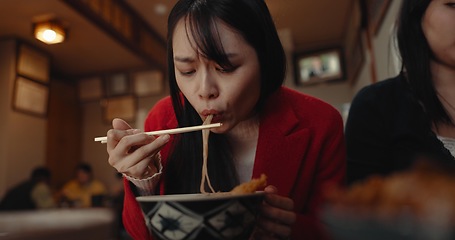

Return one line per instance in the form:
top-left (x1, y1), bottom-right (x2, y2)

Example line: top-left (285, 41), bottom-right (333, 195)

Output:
top-left (172, 19), bottom-right (261, 133)
top-left (422, 0), bottom-right (455, 68)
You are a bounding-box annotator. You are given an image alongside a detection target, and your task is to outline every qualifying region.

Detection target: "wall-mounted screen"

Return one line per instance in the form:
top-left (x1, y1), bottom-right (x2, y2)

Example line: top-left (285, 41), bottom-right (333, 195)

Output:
top-left (294, 48), bottom-right (344, 86)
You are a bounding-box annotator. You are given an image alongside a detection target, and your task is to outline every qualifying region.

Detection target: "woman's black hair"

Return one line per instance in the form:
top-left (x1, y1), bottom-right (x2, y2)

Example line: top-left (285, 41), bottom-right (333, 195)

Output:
top-left (163, 0), bottom-right (286, 194)
top-left (396, 0), bottom-right (452, 125)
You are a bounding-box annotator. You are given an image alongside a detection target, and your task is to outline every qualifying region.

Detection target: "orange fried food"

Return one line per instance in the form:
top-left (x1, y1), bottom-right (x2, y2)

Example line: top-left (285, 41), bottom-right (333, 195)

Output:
top-left (324, 160), bottom-right (455, 222)
top-left (230, 174), bottom-right (267, 194)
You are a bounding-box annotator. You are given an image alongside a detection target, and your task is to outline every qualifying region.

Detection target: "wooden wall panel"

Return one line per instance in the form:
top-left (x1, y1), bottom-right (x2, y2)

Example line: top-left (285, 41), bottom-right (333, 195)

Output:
top-left (46, 79), bottom-right (82, 189)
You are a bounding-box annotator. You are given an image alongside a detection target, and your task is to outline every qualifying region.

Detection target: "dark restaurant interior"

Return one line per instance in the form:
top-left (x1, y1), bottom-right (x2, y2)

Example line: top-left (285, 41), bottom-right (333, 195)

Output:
top-left (0, 0), bottom-right (422, 239)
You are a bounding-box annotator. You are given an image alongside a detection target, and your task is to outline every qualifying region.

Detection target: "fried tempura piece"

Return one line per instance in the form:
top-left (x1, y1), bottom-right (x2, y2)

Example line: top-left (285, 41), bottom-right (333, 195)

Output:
top-left (230, 174), bottom-right (267, 194)
top-left (324, 159), bottom-right (455, 222)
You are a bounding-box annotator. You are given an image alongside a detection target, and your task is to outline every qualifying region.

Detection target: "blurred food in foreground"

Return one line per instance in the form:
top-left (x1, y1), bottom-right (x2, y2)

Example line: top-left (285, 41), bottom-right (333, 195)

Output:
top-left (325, 160), bottom-right (455, 222)
top-left (323, 160), bottom-right (455, 240)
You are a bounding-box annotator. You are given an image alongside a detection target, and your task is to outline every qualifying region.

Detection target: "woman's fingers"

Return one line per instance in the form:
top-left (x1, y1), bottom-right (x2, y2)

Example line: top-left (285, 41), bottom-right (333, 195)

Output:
top-left (261, 201), bottom-right (296, 226)
top-left (112, 118), bottom-right (133, 130)
top-left (106, 129), bottom-right (143, 151)
top-left (123, 134), bottom-right (169, 166)
top-left (110, 134), bottom-right (170, 178)
top-left (107, 118), bottom-right (139, 153)
top-left (106, 117), bottom-right (171, 179)
top-left (264, 186), bottom-right (294, 211)
top-left (107, 130), bottom-right (154, 160)
top-left (263, 186), bottom-right (295, 223)
top-left (253, 185), bottom-right (296, 239)
top-left (119, 155), bottom-right (152, 178)
top-left (107, 118), bottom-right (169, 178)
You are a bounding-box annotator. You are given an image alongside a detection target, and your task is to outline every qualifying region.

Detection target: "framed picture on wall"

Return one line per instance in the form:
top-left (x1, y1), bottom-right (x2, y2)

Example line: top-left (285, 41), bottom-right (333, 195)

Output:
top-left (78, 77), bottom-right (103, 102)
top-left (293, 48), bottom-right (345, 86)
top-left (105, 73), bottom-right (130, 97)
top-left (133, 70), bottom-right (164, 97)
top-left (102, 95), bottom-right (136, 123)
top-left (12, 76), bottom-right (49, 117)
top-left (17, 44), bottom-right (50, 83)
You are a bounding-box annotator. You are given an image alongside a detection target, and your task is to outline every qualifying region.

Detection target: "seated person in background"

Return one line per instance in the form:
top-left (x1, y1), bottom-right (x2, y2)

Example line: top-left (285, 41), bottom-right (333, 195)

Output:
top-left (60, 163), bottom-right (107, 208)
top-left (0, 167), bottom-right (55, 211)
top-left (345, 0), bottom-right (455, 185)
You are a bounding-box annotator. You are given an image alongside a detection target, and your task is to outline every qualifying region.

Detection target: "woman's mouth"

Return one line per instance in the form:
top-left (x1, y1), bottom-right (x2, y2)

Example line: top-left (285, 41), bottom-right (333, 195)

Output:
top-left (201, 110), bottom-right (223, 123)
top-left (201, 109), bottom-right (219, 116)
top-left (211, 114), bottom-right (223, 123)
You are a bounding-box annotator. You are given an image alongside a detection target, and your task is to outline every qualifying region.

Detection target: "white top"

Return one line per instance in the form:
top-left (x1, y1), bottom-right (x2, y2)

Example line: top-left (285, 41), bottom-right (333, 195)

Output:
top-left (437, 136), bottom-right (455, 158)
top-left (226, 116), bottom-right (260, 183)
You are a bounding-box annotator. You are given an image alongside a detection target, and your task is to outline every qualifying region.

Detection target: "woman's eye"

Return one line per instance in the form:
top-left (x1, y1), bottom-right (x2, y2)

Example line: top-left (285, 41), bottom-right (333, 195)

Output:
top-left (216, 66), bottom-right (236, 73)
top-left (446, 2), bottom-right (455, 7)
top-left (179, 70), bottom-right (195, 76)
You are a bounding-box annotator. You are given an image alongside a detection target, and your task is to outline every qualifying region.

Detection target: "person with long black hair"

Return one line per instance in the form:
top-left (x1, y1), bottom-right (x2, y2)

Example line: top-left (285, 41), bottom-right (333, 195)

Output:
top-left (106, 0), bottom-right (346, 239)
top-left (346, 0), bottom-right (455, 185)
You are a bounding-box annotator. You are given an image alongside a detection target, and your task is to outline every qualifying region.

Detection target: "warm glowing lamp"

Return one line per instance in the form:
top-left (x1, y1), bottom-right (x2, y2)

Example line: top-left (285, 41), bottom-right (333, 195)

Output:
top-left (34, 21), bottom-right (66, 44)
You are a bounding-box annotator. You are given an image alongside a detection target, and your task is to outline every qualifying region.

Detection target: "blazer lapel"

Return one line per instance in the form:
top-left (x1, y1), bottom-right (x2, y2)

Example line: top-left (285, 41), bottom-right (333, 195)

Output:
top-left (253, 93), bottom-right (310, 196)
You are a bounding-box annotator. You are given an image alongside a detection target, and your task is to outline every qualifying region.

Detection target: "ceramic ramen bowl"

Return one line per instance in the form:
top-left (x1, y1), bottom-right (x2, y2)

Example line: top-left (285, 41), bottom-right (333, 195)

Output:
top-left (136, 192), bottom-right (265, 240)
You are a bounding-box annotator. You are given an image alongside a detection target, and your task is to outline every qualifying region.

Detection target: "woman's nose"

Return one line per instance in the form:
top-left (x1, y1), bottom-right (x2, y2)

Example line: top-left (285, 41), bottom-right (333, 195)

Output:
top-left (198, 71), bottom-right (219, 100)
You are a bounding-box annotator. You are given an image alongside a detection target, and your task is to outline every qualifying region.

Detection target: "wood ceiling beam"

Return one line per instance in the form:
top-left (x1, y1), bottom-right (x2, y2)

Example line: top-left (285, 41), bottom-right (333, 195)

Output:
top-left (62, 0), bottom-right (167, 72)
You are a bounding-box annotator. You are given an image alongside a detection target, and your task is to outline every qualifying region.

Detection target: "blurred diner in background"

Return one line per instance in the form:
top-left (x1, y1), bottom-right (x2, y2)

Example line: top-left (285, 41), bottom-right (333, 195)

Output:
top-left (58, 163), bottom-right (107, 208)
top-left (0, 166), bottom-right (55, 211)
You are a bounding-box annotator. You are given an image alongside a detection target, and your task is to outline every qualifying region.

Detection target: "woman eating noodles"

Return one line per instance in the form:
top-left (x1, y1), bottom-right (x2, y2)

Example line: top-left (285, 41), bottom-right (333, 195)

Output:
top-left (106, 0), bottom-right (346, 239)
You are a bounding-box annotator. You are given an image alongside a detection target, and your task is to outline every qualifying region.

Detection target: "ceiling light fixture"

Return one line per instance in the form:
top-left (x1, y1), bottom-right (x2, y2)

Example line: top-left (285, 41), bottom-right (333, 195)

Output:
top-left (33, 20), bottom-right (66, 44)
top-left (154, 3), bottom-right (167, 15)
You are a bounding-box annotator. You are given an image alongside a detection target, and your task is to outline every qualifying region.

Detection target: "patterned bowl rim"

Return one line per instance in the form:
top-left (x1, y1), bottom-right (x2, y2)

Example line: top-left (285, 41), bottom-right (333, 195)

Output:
top-left (136, 191), bottom-right (265, 202)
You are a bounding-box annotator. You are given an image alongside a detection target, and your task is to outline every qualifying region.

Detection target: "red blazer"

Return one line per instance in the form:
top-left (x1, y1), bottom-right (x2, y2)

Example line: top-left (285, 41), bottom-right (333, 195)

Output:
top-left (122, 87), bottom-right (346, 239)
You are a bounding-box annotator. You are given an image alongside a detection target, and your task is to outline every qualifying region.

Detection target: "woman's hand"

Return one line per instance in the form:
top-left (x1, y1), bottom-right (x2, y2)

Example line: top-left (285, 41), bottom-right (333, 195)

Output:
top-left (252, 185), bottom-right (296, 240)
top-left (107, 118), bottom-right (170, 179)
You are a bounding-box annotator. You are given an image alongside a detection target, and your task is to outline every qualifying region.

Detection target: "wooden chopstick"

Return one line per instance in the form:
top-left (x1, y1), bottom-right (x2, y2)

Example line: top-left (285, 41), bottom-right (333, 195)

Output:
top-left (94, 123), bottom-right (222, 144)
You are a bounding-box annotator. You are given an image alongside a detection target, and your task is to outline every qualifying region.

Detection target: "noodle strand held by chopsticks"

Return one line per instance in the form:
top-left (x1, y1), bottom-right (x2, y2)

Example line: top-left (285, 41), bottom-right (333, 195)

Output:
top-left (200, 115), bottom-right (216, 193)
